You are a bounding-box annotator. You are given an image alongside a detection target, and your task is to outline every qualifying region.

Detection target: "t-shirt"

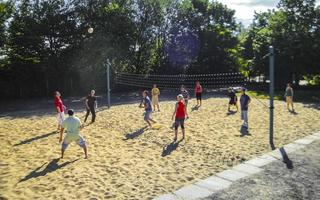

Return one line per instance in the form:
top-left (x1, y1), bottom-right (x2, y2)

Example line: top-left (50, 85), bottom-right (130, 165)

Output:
top-left (144, 96), bottom-right (152, 111)
top-left (87, 95), bottom-right (96, 107)
top-left (176, 101), bottom-right (186, 118)
top-left (285, 87), bottom-right (293, 97)
top-left (195, 85), bottom-right (203, 93)
top-left (54, 96), bottom-right (65, 112)
top-left (62, 116), bottom-right (81, 136)
top-left (181, 90), bottom-right (189, 100)
top-left (229, 91), bottom-right (237, 100)
top-left (240, 94), bottom-right (251, 111)
top-left (151, 88), bottom-right (160, 96)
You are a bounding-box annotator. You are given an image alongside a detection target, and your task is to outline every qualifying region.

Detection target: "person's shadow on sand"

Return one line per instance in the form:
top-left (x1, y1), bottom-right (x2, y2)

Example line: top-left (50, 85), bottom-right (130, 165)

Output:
top-left (13, 131), bottom-right (57, 146)
top-left (123, 126), bottom-right (148, 140)
top-left (191, 105), bottom-right (200, 112)
top-left (226, 110), bottom-right (237, 116)
top-left (18, 158), bottom-right (79, 183)
top-left (289, 110), bottom-right (298, 115)
top-left (162, 139), bottom-right (183, 157)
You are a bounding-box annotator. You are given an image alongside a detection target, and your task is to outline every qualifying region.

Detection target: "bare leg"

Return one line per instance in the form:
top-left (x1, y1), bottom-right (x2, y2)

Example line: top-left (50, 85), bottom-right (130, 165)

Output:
top-left (157, 104), bottom-right (160, 111)
top-left (61, 148), bottom-right (65, 159)
top-left (174, 129), bottom-right (178, 141)
top-left (149, 118), bottom-right (157, 123)
top-left (83, 146), bottom-right (88, 159)
top-left (145, 120), bottom-right (152, 127)
top-left (181, 128), bottom-right (185, 140)
top-left (228, 104), bottom-right (231, 111)
top-left (236, 104), bottom-right (238, 111)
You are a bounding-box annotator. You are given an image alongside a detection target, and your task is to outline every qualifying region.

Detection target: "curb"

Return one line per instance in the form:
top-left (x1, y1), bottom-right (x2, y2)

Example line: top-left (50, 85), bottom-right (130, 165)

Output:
top-left (153, 131), bottom-right (320, 200)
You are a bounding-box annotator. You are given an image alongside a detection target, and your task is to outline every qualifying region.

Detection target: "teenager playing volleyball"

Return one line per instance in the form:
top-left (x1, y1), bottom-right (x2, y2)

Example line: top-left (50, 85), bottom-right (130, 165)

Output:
top-left (54, 91), bottom-right (66, 131)
top-left (139, 90), bottom-right (157, 127)
top-left (172, 94), bottom-right (188, 141)
top-left (284, 83), bottom-right (294, 111)
top-left (195, 81), bottom-right (203, 106)
top-left (59, 109), bottom-right (88, 159)
top-left (228, 88), bottom-right (238, 112)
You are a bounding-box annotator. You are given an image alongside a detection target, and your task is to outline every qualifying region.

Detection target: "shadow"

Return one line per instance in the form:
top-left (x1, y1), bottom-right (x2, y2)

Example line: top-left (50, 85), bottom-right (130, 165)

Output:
top-left (289, 110), bottom-right (298, 115)
top-left (240, 125), bottom-right (251, 137)
top-left (226, 110), bottom-right (237, 116)
top-left (191, 105), bottom-right (200, 112)
top-left (279, 147), bottom-right (293, 169)
top-left (13, 131), bottom-right (57, 146)
top-left (161, 139), bottom-right (183, 157)
top-left (18, 158), bottom-right (79, 183)
top-left (123, 126), bottom-right (148, 140)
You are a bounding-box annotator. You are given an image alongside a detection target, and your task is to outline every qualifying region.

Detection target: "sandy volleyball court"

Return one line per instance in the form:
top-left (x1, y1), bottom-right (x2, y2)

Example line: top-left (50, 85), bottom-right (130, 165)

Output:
top-left (1, 97), bottom-right (320, 199)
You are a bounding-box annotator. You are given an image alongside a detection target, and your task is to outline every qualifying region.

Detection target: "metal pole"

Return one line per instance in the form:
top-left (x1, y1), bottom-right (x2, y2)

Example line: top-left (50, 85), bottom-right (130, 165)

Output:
top-left (269, 46), bottom-right (275, 150)
top-left (107, 60), bottom-right (111, 108)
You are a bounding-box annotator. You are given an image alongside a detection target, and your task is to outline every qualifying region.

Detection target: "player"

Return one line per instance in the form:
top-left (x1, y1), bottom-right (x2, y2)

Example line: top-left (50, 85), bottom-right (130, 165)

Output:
top-left (228, 88), bottom-right (238, 112)
top-left (151, 84), bottom-right (160, 112)
top-left (195, 81), bottom-right (203, 106)
top-left (59, 109), bottom-right (88, 159)
top-left (172, 94), bottom-right (188, 141)
top-left (84, 90), bottom-right (97, 123)
top-left (54, 91), bottom-right (66, 131)
top-left (139, 90), bottom-right (157, 127)
top-left (284, 83), bottom-right (294, 111)
top-left (240, 88), bottom-right (251, 128)
top-left (181, 85), bottom-right (190, 108)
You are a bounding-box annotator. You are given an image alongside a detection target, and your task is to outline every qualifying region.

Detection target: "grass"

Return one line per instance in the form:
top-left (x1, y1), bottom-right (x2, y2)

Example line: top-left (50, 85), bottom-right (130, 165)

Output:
top-left (243, 90), bottom-right (320, 103)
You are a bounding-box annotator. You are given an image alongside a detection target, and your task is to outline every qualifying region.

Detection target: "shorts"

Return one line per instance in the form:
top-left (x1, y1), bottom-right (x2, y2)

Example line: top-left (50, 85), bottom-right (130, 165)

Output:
top-left (62, 134), bottom-right (86, 150)
top-left (196, 93), bottom-right (202, 101)
top-left (286, 96), bottom-right (293, 103)
top-left (144, 110), bottom-right (152, 121)
top-left (175, 118), bottom-right (185, 130)
top-left (57, 112), bottom-right (65, 125)
top-left (152, 95), bottom-right (159, 105)
top-left (241, 110), bottom-right (248, 122)
top-left (229, 97), bottom-right (237, 105)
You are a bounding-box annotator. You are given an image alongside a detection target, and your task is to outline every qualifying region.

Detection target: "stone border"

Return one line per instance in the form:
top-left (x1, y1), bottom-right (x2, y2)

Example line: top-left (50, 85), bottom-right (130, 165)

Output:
top-left (153, 131), bottom-right (320, 200)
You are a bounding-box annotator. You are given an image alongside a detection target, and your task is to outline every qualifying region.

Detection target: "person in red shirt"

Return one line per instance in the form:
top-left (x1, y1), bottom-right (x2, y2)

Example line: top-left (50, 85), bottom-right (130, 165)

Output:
top-left (172, 94), bottom-right (188, 141)
top-left (195, 81), bottom-right (203, 106)
top-left (54, 91), bottom-right (66, 131)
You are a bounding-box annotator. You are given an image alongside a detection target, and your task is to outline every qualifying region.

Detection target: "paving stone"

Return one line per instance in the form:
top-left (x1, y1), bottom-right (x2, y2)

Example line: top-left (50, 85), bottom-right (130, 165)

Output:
top-left (245, 157), bottom-right (274, 167)
top-left (267, 149), bottom-right (283, 159)
top-left (232, 163), bottom-right (263, 175)
top-left (294, 138), bottom-right (314, 145)
top-left (153, 193), bottom-right (180, 200)
top-left (195, 176), bottom-right (233, 191)
top-left (283, 143), bottom-right (305, 153)
top-left (216, 169), bottom-right (248, 182)
top-left (305, 134), bottom-right (320, 140)
top-left (174, 184), bottom-right (213, 200)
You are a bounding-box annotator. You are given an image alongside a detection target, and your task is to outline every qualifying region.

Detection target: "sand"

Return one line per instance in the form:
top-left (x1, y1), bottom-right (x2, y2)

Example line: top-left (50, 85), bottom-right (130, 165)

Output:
top-left (1, 97), bottom-right (320, 200)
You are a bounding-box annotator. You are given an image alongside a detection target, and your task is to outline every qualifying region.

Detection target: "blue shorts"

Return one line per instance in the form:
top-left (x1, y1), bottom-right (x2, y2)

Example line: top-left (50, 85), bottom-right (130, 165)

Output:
top-left (144, 110), bottom-right (152, 121)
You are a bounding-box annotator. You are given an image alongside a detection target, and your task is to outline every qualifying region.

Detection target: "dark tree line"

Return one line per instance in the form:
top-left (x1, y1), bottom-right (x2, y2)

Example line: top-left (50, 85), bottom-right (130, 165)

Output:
top-left (0, 0), bottom-right (319, 98)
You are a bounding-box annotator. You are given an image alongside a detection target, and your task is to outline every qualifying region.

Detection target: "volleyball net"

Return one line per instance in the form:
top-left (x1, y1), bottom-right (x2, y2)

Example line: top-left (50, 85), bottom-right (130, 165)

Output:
top-left (115, 72), bottom-right (247, 90)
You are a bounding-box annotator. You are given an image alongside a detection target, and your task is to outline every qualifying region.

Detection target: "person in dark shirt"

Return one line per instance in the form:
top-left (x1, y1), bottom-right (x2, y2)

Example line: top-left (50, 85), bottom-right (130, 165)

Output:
top-left (228, 88), bottom-right (238, 112)
top-left (240, 88), bottom-right (251, 127)
top-left (84, 90), bottom-right (97, 123)
top-left (139, 90), bottom-right (156, 127)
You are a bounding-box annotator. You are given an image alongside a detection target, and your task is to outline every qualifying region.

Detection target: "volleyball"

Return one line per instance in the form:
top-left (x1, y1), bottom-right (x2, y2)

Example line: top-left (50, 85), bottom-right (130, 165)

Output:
top-left (88, 27), bottom-right (94, 34)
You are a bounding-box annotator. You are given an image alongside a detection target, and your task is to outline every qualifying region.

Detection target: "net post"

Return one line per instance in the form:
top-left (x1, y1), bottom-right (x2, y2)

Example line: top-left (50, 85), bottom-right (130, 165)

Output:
top-left (106, 59), bottom-right (111, 108)
top-left (269, 46), bottom-right (275, 150)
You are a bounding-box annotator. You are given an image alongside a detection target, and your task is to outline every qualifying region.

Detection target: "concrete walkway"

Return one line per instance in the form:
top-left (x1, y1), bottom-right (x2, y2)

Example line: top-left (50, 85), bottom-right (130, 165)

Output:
top-left (154, 131), bottom-right (320, 200)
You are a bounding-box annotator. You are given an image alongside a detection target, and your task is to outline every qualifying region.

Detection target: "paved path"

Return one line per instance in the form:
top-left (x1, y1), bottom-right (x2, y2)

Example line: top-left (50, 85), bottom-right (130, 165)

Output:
top-left (154, 132), bottom-right (320, 200)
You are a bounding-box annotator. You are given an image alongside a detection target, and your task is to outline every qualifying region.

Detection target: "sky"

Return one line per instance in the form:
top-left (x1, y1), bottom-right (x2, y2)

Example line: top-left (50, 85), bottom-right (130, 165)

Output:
top-left (218, 0), bottom-right (320, 26)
